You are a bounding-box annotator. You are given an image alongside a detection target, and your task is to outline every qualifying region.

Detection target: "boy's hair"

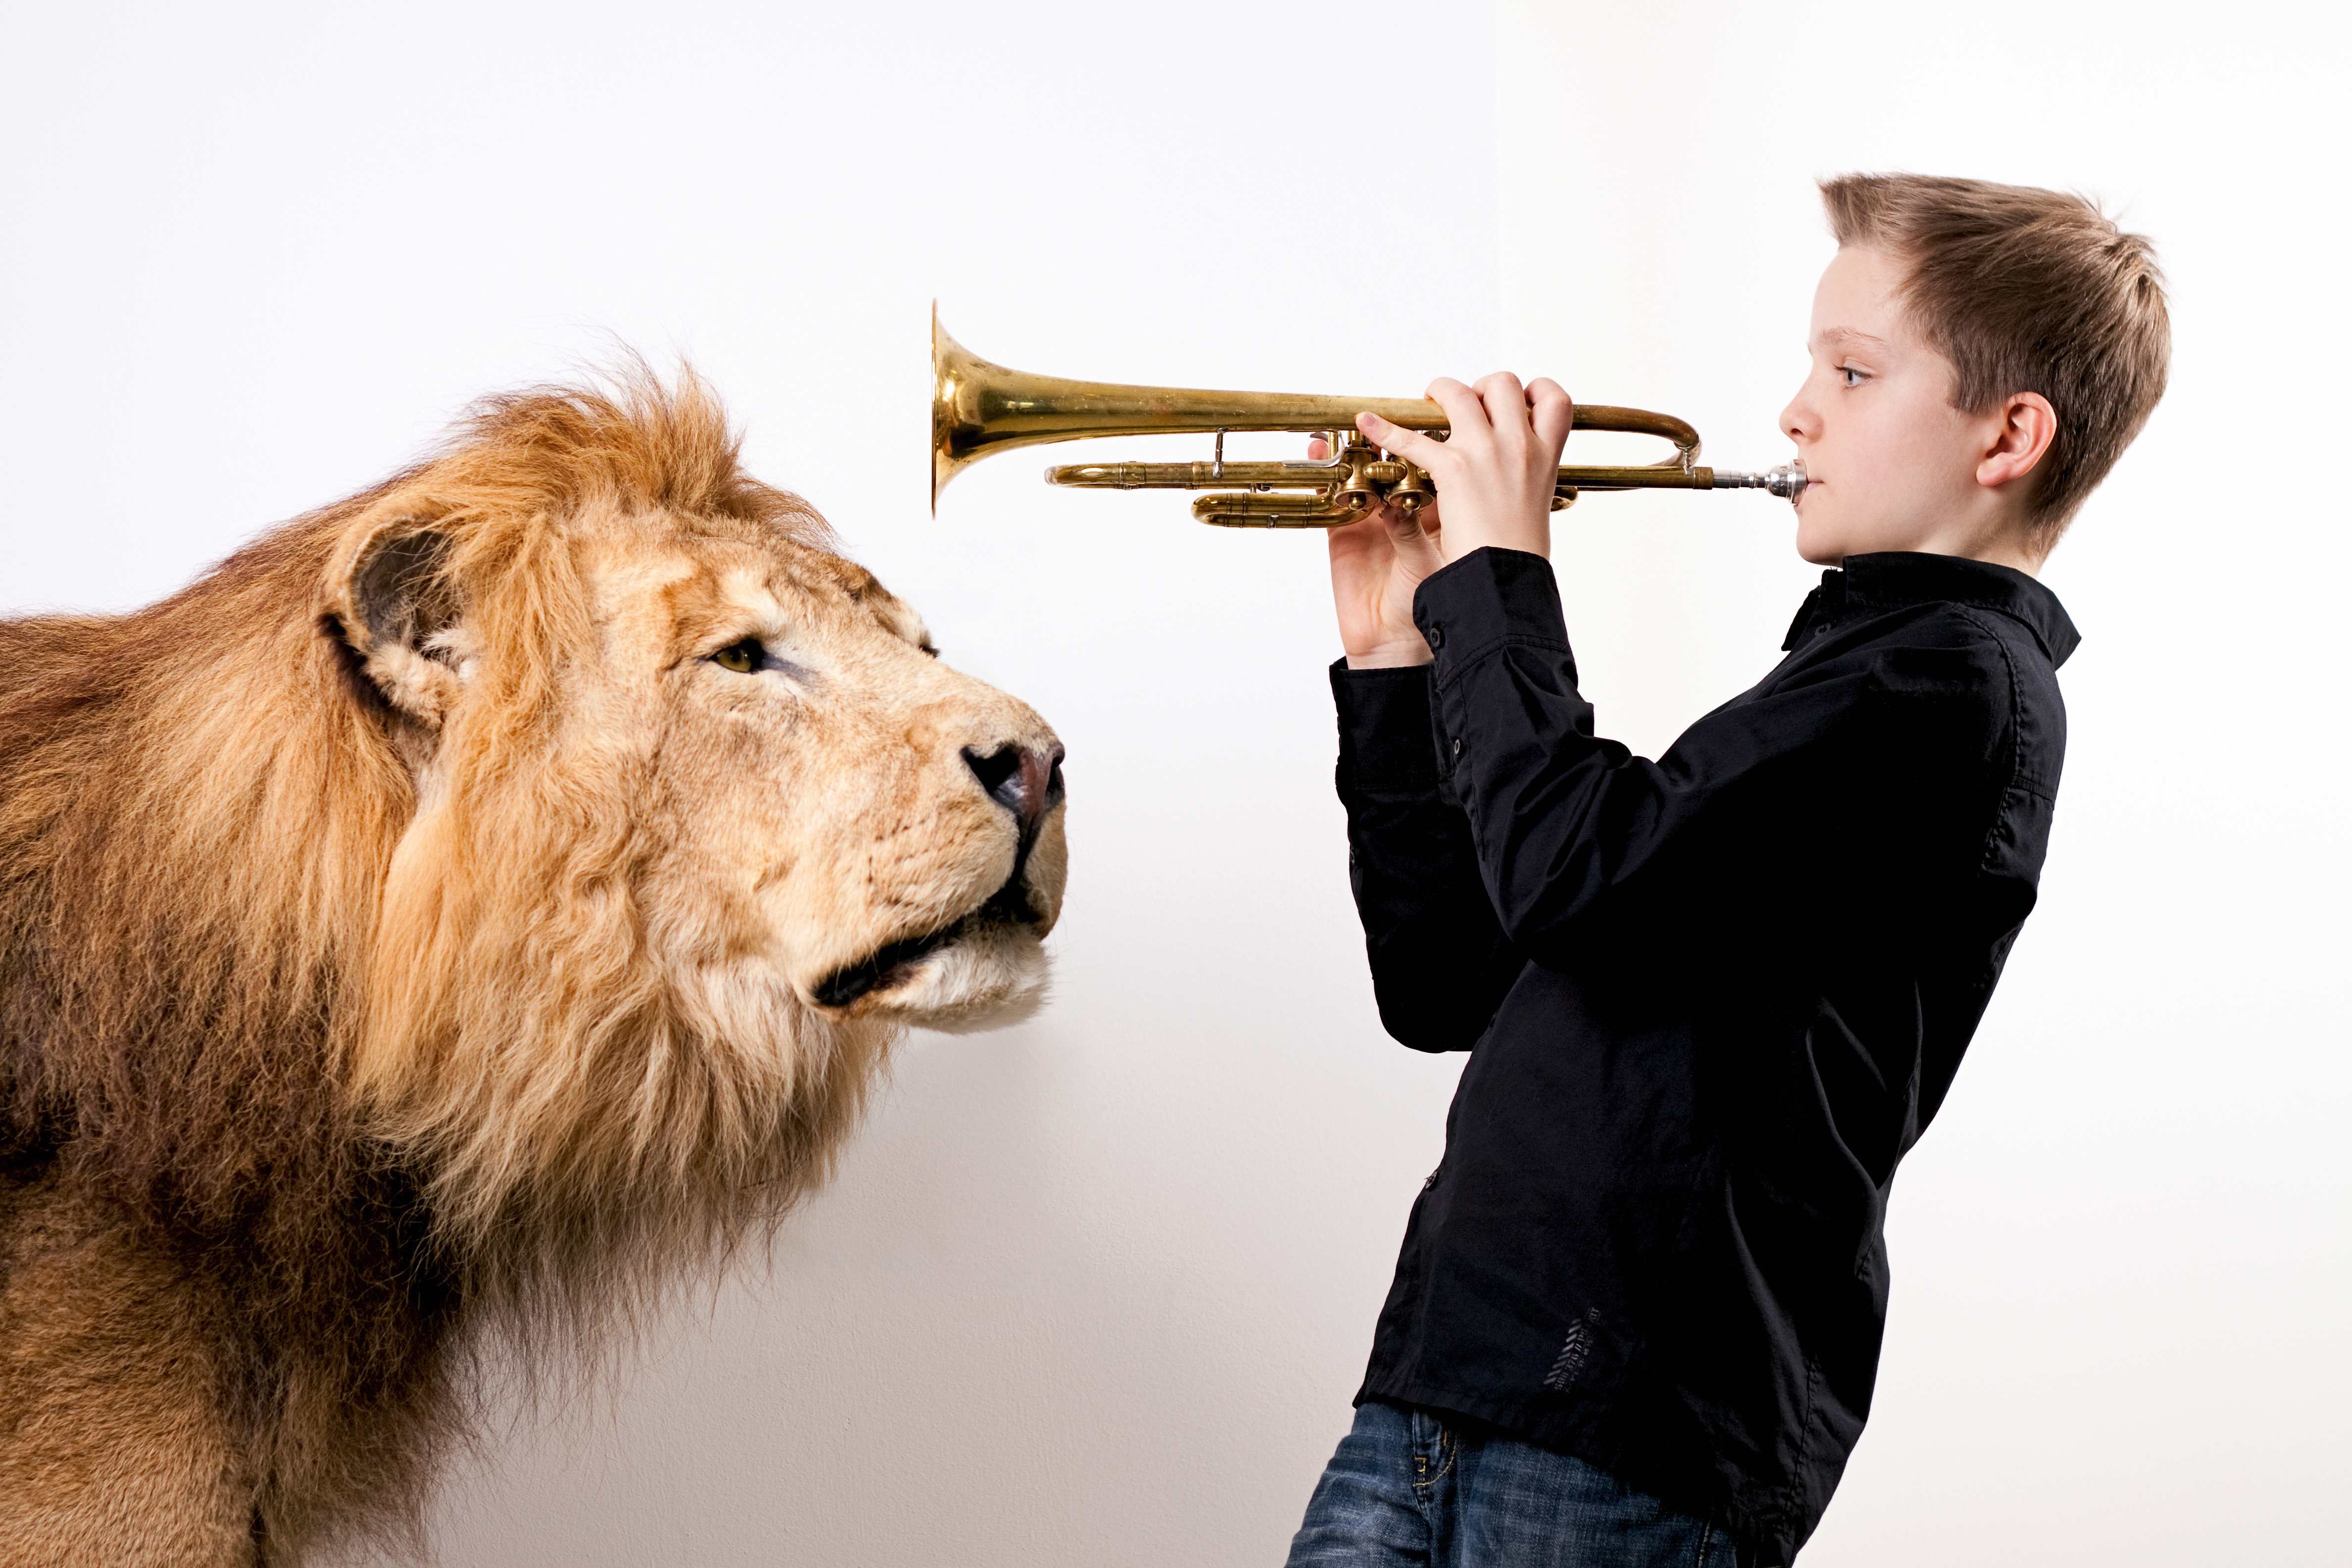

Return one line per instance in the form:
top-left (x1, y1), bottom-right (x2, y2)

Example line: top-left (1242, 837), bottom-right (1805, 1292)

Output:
top-left (1820, 173), bottom-right (2169, 546)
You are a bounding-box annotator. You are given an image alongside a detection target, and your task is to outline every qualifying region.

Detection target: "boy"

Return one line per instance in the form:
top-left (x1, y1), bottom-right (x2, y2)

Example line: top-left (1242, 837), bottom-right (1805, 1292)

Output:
top-left (1287, 175), bottom-right (2170, 1566)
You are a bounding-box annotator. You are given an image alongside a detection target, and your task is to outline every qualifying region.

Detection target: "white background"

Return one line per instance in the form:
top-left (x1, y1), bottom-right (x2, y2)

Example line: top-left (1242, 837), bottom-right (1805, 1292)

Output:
top-left (1, 2), bottom-right (2343, 1563)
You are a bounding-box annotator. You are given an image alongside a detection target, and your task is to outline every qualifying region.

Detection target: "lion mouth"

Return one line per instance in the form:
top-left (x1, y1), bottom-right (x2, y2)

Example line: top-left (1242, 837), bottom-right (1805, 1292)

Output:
top-left (809, 918), bottom-right (970, 1009)
top-left (809, 873), bottom-right (1041, 1011)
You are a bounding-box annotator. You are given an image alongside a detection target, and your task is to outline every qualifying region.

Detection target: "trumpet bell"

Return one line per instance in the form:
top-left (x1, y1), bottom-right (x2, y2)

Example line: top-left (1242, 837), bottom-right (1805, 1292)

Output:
top-left (932, 304), bottom-right (1455, 514)
top-left (931, 307), bottom-right (1010, 511)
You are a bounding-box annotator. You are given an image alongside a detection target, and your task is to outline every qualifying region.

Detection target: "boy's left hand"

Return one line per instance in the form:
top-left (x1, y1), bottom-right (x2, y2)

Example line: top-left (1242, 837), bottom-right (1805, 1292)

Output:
top-left (1360, 373), bottom-right (1574, 563)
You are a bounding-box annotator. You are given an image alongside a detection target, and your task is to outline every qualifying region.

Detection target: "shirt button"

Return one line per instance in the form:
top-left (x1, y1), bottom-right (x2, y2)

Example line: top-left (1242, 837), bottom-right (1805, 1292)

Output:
top-left (1427, 626), bottom-right (1445, 649)
top-left (1450, 736), bottom-right (1463, 758)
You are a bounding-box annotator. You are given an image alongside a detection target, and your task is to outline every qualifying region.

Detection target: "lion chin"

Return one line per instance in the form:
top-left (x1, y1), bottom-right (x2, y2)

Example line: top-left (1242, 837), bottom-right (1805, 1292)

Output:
top-left (811, 869), bottom-right (1057, 1033)
top-left (862, 918), bottom-right (1052, 1033)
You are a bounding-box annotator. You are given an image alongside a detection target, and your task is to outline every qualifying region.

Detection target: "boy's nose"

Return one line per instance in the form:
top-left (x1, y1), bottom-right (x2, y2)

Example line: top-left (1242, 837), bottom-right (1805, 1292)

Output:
top-left (1779, 392), bottom-right (1815, 444)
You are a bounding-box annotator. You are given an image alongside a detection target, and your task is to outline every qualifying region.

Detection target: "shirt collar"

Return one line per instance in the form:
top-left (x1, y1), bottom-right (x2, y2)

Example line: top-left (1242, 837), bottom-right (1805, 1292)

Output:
top-left (1783, 551), bottom-right (2081, 667)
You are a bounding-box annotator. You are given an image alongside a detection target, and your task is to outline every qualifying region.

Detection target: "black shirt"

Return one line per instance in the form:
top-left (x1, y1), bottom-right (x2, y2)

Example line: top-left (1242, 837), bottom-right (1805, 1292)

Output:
top-left (1332, 548), bottom-right (2078, 1562)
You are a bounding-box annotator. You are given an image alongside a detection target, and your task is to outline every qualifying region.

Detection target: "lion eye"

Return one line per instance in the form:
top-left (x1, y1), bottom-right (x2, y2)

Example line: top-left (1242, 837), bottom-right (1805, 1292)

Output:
top-left (712, 637), bottom-right (765, 674)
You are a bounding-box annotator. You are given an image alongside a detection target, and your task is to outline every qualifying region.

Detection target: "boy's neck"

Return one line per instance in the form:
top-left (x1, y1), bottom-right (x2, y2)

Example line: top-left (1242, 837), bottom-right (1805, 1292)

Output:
top-left (1817, 511), bottom-right (2045, 578)
top-left (1904, 533), bottom-right (2043, 578)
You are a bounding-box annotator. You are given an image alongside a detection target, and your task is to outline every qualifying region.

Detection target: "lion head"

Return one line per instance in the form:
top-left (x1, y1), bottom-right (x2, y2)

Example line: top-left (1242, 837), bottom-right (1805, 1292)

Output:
top-left (326, 377), bottom-right (1067, 1263)
top-left (0, 369), bottom-right (1064, 1558)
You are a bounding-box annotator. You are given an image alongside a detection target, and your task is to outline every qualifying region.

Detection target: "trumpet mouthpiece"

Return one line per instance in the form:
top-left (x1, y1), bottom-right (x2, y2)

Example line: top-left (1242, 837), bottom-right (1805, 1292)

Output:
top-left (1711, 463), bottom-right (1807, 499)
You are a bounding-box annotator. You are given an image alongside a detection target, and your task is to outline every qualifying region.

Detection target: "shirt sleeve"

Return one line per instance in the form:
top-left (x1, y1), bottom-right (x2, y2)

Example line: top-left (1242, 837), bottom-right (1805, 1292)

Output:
top-left (1410, 549), bottom-right (2005, 971)
top-left (1331, 658), bottom-right (1526, 1052)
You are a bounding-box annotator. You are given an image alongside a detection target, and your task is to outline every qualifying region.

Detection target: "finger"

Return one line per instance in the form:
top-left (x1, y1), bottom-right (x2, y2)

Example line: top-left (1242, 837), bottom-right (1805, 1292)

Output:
top-left (1357, 411), bottom-right (1448, 467)
top-left (1473, 372), bottom-right (1531, 452)
top-left (1307, 436), bottom-right (1330, 461)
top-left (1382, 505), bottom-right (1443, 573)
top-left (1473, 371), bottom-right (1526, 406)
top-left (1421, 378), bottom-right (1494, 448)
top-left (1525, 378), bottom-right (1574, 456)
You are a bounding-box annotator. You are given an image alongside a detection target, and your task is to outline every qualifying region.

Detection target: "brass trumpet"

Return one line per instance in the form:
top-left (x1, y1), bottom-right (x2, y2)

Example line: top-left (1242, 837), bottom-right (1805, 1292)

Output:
top-left (930, 307), bottom-right (1805, 528)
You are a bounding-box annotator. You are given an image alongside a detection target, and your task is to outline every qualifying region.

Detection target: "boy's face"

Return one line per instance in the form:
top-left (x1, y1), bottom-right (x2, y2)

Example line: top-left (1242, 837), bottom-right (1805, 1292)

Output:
top-left (1780, 245), bottom-right (2000, 567)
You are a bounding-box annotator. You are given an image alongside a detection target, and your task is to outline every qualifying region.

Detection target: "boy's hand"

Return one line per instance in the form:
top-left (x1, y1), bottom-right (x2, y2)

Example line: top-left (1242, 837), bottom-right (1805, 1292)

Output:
top-left (1324, 450), bottom-right (1446, 668)
top-left (1360, 374), bottom-right (1574, 564)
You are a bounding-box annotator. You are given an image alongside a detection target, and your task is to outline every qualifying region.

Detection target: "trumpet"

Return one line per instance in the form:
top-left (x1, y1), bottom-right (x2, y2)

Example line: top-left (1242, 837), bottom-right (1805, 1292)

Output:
top-left (930, 307), bottom-right (1805, 528)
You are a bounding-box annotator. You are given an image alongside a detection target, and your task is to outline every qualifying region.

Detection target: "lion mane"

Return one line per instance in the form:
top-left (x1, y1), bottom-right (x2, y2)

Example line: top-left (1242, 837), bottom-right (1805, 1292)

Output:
top-left (0, 373), bottom-right (1065, 1563)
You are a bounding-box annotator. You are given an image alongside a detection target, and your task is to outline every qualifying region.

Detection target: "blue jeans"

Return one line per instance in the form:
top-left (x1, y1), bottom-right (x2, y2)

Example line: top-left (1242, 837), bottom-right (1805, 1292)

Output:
top-left (1285, 1402), bottom-right (1762, 1568)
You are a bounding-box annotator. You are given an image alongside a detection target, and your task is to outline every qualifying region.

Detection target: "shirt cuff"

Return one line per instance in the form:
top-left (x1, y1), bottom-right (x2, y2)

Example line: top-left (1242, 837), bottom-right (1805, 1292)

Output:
top-left (1330, 658), bottom-right (1444, 792)
top-left (1410, 547), bottom-right (1571, 690)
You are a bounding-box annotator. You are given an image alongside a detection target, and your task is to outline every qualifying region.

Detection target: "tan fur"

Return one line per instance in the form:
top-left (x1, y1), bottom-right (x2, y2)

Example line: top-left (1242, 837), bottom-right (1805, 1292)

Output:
top-left (0, 371), bottom-right (1065, 1564)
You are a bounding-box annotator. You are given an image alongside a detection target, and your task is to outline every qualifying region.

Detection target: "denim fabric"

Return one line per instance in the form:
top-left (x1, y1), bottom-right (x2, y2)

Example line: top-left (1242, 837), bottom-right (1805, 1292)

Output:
top-left (1286, 1402), bottom-right (1764, 1568)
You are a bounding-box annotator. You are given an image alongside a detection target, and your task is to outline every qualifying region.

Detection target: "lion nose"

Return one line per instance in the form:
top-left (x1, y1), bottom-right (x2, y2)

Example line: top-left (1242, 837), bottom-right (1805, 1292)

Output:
top-left (962, 742), bottom-right (1065, 836)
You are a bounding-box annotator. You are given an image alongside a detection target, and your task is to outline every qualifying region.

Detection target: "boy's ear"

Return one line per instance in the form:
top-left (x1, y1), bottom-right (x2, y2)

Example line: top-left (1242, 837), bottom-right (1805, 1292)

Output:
top-left (1977, 392), bottom-right (2060, 492)
top-left (326, 517), bottom-right (464, 729)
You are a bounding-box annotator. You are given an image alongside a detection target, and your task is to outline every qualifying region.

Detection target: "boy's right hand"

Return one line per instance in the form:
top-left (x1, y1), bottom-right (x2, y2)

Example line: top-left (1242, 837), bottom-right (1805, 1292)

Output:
top-left (1320, 434), bottom-right (1445, 669)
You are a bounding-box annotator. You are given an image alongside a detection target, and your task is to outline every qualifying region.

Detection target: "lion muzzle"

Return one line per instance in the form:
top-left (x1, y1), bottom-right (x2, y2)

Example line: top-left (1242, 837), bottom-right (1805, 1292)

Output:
top-left (963, 740), bottom-right (1065, 842)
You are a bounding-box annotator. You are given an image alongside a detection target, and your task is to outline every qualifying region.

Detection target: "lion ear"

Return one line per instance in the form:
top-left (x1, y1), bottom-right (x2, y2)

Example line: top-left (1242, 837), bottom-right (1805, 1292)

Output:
top-left (329, 520), bottom-right (465, 728)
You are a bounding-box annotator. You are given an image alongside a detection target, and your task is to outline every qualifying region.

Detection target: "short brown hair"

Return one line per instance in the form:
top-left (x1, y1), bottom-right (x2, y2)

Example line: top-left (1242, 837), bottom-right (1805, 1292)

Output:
top-left (1821, 173), bottom-right (2170, 546)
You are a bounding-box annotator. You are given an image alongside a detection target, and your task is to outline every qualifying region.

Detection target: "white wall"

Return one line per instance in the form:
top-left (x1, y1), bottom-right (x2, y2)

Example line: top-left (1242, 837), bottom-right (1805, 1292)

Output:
top-left (3, 2), bottom-right (2342, 1563)
top-left (2, 4), bottom-right (1495, 1565)
top-left (1495, 3), bottom-right (2350, 1563)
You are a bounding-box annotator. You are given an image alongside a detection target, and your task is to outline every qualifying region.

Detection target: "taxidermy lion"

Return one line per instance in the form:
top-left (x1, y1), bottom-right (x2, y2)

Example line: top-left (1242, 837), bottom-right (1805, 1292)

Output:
top-left (0, 372), bottom-right (1067, 1565)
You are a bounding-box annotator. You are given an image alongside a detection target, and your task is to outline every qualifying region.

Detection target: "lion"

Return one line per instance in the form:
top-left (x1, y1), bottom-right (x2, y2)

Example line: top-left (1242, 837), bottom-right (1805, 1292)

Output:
top-left (0, 371), bottom-right (1067, 1566)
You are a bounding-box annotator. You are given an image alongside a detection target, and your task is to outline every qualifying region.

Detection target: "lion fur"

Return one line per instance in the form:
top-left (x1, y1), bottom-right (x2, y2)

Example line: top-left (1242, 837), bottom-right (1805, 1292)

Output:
top-left (0, 372), bottom-right (1060, 1563)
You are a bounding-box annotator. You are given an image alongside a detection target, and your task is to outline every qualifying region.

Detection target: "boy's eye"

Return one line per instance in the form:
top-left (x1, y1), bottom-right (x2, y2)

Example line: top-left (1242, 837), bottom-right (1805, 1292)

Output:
top-left (711, 637), bottom-right (765, 674)
top-left (1840, 366), bottom-right (1868, 388)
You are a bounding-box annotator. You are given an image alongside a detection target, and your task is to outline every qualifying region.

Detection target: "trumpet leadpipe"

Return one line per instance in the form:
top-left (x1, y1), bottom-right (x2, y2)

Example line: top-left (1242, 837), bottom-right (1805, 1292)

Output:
top-left (1047, 460), bottom-right (1809, 500)
top-left (1558, 463), bottom-right (1807, 495)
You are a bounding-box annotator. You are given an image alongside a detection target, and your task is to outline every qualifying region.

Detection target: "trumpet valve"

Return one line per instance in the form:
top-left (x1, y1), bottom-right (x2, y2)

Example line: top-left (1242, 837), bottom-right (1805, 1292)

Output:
top-left (1334, 441), bottom-right (1382, 514)
top-left (1389, 460), bottom-right (1434, 515)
